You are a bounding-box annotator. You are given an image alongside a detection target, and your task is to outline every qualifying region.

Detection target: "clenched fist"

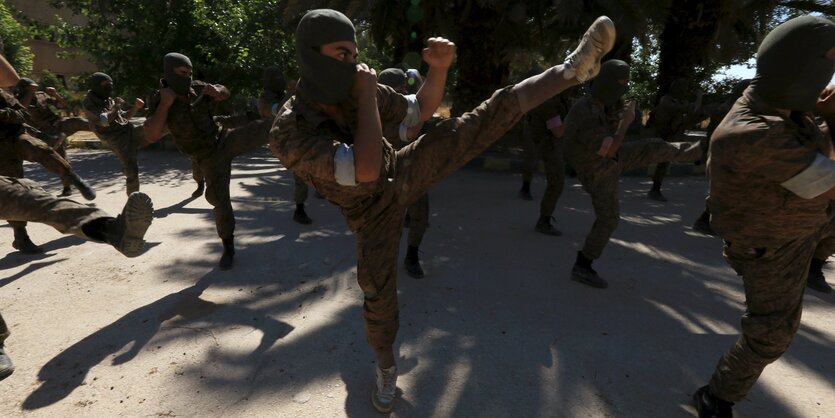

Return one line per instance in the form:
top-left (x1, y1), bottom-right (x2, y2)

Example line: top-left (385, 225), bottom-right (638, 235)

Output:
top-left (422, 37), bottom-right (456, 69)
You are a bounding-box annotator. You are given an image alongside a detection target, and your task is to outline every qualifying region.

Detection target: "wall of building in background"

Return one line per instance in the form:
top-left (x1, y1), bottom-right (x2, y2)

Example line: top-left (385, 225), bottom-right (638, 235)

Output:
top-left (7, 0), bottom-right (96, 82)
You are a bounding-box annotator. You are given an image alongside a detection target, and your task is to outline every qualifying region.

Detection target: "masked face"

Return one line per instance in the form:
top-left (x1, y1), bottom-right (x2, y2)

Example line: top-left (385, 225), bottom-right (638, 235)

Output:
top-left (591, 60), bottom-right (630, 107)
top-left (89, 72), bottom-right (113, 99)
top-left (163, 53), bottom-right (193, 96)
top-left (752, 15), bottom-right (835, 112)
top-left (295, 9), bottom-right (358, 105)
top-left (378, 68), bottom-right (407, 92)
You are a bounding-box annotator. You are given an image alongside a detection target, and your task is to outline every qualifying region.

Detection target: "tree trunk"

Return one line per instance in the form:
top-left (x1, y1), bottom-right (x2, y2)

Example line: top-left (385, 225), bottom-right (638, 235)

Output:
top-left (656, 0), bottom-right (723, 99)
top-left (450, 2), bottom-right (511, 116)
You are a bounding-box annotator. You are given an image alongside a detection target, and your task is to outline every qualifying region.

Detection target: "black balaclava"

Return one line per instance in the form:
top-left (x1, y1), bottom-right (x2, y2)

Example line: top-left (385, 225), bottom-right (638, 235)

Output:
top-left (378, 68), bottom-right (406, 91)
top-left (262, 66), bottom-right (286, 95)
top-left (668, 78), bottom-right (689, 101)
top-left (13, 77), bottom-right (36, 98)
top-left (163, 53), bottom-right (193, 96)
top-left (89, 72), bottom-right (113, 99)
top-left (591, 60), bottom-right (630, 107)
top-left (752, 15), bottom-right (835, 112)
top-left (295, 9), bottom-right (358, 104)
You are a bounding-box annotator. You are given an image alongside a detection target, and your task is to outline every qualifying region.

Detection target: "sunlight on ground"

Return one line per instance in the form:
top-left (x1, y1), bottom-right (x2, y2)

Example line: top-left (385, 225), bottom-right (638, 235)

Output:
top-left (620, 213), bottom-right (682, 226)
top-left (644, 299), bottom-right (737, 334)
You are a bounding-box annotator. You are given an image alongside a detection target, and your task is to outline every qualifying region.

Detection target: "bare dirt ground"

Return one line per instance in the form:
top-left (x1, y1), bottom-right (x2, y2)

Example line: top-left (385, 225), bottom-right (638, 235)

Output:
top-left (0, 148), bottom-right (833, 417)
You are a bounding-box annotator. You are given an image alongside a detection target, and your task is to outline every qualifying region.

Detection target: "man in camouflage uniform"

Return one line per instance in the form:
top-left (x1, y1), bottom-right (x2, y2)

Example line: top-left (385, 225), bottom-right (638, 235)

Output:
top-left (81, 72), bottom-right (149, 195)
top-left (646, 77), bottom-right (703, 202)
top-left (378, 67), bottom-right (433, 278)
top-left (693, 16), bottom-right (835, 418)
top-left (564, 60), bottom-right (703, 289)
top-left (0, 50), bottom-right (153, 382)
top-left (520, 88), bottom-right (572, 236)
top-left (1, 86), bottom-right (96, 254)
top-left (14, 78), bottom-right (89, 196)
top-left (144, 53), bottom-right (272, 270)
top-left (270, 9), bottom-right (615, 413)
top-left (257, 65), bottom-right (314, 225)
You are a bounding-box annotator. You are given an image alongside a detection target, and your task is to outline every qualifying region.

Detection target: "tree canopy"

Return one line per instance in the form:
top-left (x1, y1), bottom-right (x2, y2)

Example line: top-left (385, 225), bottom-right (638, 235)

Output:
top-left (15, 0), bottom-right (832, 112)
top-left (0, 0), bottom-right (34, 75)
top-left (49, 0), bottom-right (295, 100)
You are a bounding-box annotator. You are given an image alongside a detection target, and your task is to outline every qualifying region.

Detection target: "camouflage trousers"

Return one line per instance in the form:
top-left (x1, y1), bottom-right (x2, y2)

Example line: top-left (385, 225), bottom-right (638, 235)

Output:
top-left (709, 213), bottom-right (835, 402)
top-left (523, 133), bottom-right (566, 218)
top-left (191, 119), bottom-right (271, 240)
top-left (293, 173), bottom-right (309, 205)
top-left (357, 86), bottom-right (524, 354)
top-left (99, 119), bottom-right (149, 195)
top-left (37, 117), bottom-right (89, 149)
top-left (36, 117), bottom-right (90, 188)
top-left (652, 134), bottom-right (709, 187)
top-left (0, 311), bottom-right (7, 344)
top-left (406, 194), bottom-right (429, 248)
top-left (0, 175), bottom-right (106, 241)
top-left (567, 138), bottom-right (702, 260)
top-left (1, 134), bottom-right (76, 233)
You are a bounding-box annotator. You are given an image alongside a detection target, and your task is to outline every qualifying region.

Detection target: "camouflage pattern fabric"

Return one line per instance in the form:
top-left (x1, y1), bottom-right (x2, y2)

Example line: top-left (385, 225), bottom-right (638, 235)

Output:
top-left (709, 213), bottom-right (835, 401)
top-left (258, 88), bottom-right (309, 205)
top-left (706, 87), bottom-right (835, 402)
top-left (83, 92), bottom-right (150, 194)
top-left (150, 81), bottom-right (271, 240)
top-left (0, 175), bottom-right (106, 240)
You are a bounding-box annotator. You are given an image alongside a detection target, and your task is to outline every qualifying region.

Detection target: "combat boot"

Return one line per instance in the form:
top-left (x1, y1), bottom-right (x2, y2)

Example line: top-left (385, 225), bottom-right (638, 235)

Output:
top-left (807, 258), bottom-right (832, 293)
top-left (371, 365), bottom-right (397, 413)
top-left (564, 16), bottom-right (616, 82)
top-left (293, 204), bottom-right (313, 225)
top-left (571, 251), bottom-right (608, 289)
top-left (647, 187), bottom-right (667, 202)
top-left (219, 238), bottom-right (235, 270)
top-left (12, 227), bottom-right (44, 254)
top-left (59, 185), bottom-right (73, 197)
top-left (0, 345), bottom-right (14, 381)
top-left (404, 246), bottom-right (424, 279)
top-left (535, 216), bottom-right (562, 236)
top-left (692, 385), bottom-right (733, 418)
top-left (101, 192), bottom-right (154, 257)
top-left (191, 180), bottom-right (205, 198)
top-left (692, 211), bottom-right (716, 236)
top-left (69, 172), bottom-right (96, 201)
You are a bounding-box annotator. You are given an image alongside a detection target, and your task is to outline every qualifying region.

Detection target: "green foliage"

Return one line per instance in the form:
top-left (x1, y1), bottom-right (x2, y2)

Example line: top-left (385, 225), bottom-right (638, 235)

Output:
top-left (37, 69), bottom-right (84, 112)
top-left (49, 0), bottom-right (296, 103)
top-left (0, 0), bottom-right (34, 75)
top-left (627, 36), bottom-right (660, 112)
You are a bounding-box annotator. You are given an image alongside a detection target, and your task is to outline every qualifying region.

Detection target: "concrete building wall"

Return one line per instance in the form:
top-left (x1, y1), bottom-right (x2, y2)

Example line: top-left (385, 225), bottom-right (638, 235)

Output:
top-left (7, 0), bottom-right (96, 78)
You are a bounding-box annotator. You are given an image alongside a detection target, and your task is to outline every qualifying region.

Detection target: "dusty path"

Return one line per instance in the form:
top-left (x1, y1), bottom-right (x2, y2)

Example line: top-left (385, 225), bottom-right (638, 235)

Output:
top-left (0, 149), bottom-right (832, 417)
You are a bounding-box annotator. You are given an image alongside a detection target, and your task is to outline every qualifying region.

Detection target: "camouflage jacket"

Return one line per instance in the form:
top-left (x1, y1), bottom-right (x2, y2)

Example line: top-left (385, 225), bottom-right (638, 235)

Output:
top-left (149, 80), bottom-right (221, 159)
top-left (23, 91), bottom-right (61, 129)
top-left (525, 95), bottom-right (570, 142)
top-left (708, 87), bottom-right (835, 248)
top-left (563, 95), bottom-right (623, 167)
top-left (82, 92), bottom-right (131, 138)
top-left (270, 84), bottom-right (412, 231)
